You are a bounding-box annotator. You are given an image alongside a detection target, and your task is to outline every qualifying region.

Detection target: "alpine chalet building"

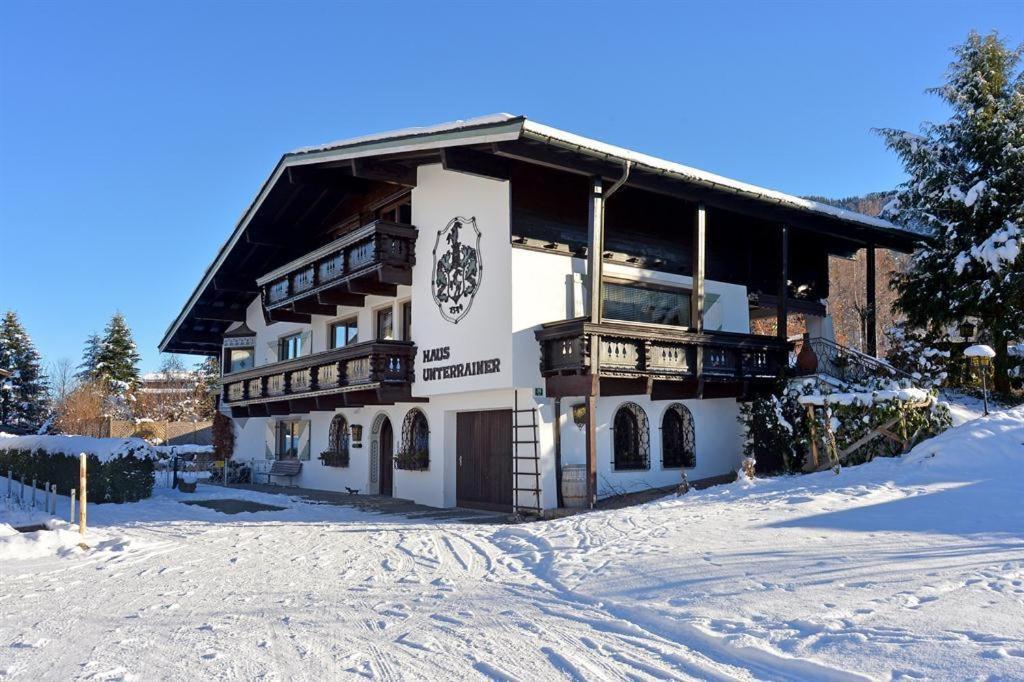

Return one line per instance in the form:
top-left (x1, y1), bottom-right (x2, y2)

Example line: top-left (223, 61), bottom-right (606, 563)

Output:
top-left (160, 115), bottom-right (920, 513)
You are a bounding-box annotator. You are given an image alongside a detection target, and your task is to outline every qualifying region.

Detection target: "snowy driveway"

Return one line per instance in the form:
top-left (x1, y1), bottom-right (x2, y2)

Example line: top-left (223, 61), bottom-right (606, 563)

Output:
top-left (3, 408), bottom-right (1024, 680)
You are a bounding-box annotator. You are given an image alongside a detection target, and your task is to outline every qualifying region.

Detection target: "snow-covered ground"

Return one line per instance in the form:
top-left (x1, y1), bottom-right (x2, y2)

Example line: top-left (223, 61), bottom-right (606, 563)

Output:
top-left (2, 407), bottom-right (1022, 680)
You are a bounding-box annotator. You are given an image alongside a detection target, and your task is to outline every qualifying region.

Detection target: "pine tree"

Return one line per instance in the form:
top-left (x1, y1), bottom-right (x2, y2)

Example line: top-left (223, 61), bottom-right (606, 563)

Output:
top-left (76, 333), bottom-right (102, 381)
top-left (95, 313), bottom-right (141, 403)
top-left (0, 311), bottom-right (50, 432)
top-left (193, 356), bottom-right (221, 420)
top-left (877, 31), bottom-right (1024, 394)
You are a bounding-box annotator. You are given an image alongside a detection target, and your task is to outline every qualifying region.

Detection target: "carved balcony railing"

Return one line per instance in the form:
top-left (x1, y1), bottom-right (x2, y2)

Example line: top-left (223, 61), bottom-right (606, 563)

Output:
top-left (256, 220), bottom-right (416, 316)
top-left (536, 319), bottom-right (790, 383)
top-left (220, 341), bottom-right (416, 413)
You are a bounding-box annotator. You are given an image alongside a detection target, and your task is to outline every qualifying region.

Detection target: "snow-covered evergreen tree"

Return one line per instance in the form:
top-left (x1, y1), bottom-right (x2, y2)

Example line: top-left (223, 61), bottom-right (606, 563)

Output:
top-left (0, 311), bottom-right (50, 432)
top-left (76, 332), bottom-right (102, 381)
top-left (95, 313), bottom-right (141, 417)
top-left (193, 355), bottom-right (220, 420)
top-left (877, 31), bottom-right (1023, 394)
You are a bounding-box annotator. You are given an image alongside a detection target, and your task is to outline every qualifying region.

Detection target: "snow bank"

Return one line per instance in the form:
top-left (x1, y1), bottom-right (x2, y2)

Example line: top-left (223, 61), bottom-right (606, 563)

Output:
top-left (904, 405), bottom-right (1024, 468)
top-left (0, 433), bottom-right (157, 462)
top-left (0, 519), bottom-right (135, 561)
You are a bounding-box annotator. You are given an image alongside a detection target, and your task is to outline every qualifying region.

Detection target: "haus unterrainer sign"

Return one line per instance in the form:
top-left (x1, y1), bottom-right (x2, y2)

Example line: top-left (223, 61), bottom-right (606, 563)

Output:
top-left (420, 346), bottom-right (500, 382)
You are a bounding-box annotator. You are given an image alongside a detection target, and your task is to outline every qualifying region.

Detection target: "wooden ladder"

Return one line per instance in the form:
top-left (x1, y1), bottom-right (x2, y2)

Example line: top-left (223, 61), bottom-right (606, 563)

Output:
top-left (512, 390), bottom-right (542, 516)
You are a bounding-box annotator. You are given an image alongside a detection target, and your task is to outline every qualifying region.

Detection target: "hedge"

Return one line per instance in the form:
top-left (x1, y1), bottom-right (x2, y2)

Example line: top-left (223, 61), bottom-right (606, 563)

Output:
top-left (0, 448), bottom-right (155, 503)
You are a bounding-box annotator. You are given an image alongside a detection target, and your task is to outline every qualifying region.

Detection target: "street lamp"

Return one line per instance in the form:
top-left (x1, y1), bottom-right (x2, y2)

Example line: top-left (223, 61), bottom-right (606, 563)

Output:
top-left (965, 344), bottom-right (995, 416)
top-left (958, 320), bottom-right (976, 341)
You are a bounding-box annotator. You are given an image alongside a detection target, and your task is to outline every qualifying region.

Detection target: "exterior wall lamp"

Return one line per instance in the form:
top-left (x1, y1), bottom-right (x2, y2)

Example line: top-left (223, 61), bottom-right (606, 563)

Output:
top-left (959, 321), bottom-right (976, 341)
top-left (350, 423), bottom-right (363, 448)
top-left (571, 403), bottom-right (587, 430)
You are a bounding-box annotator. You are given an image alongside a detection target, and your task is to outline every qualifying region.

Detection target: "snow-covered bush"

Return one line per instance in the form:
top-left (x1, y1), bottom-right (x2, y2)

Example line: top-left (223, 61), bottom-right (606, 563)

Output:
top-left (738, 382), bottom-right (804, 474)
top-left (741, 376), bottom-right (953, 475)
top-left (0, 443), bottom-right (155, 503)
top-left (796, 379), bottom-right (952, 467)
top-left (885, 324), bottom-right (950, 389)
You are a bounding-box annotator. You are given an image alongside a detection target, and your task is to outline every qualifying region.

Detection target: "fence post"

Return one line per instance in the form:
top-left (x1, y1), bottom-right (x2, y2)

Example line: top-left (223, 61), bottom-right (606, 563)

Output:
top-left (79, 453), bottom-right (87, 536)
top-left (50, 483), bottom-right (57, 515)
top-left (5, 470), bottom-right (10, 498)
top-left (19, 476), bottom-right (24, 503)
top-left (31, 479), bottom-right (37, 508)
top-left (44, 481), bottom-right (50, 514)
top-left (70, 488), bottom-right (76, 525)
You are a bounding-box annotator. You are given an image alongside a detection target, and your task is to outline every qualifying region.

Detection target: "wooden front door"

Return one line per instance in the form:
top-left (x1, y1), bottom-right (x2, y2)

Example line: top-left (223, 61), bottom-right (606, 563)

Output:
top-left (379, 418), bottom-right (393, 497)
top-left (456, 410), bottom-right (513, 511)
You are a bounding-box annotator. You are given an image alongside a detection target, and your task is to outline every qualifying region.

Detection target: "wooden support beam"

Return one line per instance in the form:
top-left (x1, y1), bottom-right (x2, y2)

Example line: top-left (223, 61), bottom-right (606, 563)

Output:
top-left (587, 176), bottom-right (605, 384)
top-left (543, 374), bottom-right (598, 399)
top-left (598, 377), bottom-right (651, 397)
top-left (777, 224), bottom-right (789, 340)
top-left (346, 279), bottom-right (398, 297)
top-left (265, 307), bottom-right (310, 324)
top-left (692, 204), bottom-right (706, 382)
top-left (441, 147), bottom-right (511, 181)
top-left (317, 290), bottom-right (365, 307)
top-left (865, 244), bottom-right (877, 357)
top-left (585, 392), bottom-right (597, 509)
top-left (292, 300), bottom-right (336, 316)
top-left (350, 158), bottom-right (416, 187)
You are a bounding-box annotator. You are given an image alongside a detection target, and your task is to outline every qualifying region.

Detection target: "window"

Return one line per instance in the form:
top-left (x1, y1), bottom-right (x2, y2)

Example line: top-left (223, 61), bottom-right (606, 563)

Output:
top-left (278, 333), bottom-right (303, 361)
top-left (396, 408), bottom-right (429, 470)
top-left (377, 196), bottom-right (411, 224)
top-left (661, 404), bottom-right (696, 468)
top-left (612, 402), bottom-right (650, 471)
top-left (603, 280), bottom-right (690, 327)
top-left (226, 347), bottom-right (253, 374)
top-left (401, 301), bottom-right (412, 341)
top-left (376, 307), bottom-right (394, 340)
top-left (276, 420), bottom-right (303, 459)
top-left (329, 318), bottom-right (358, 349)
top-left (322, 414), bottom-right (349, 467)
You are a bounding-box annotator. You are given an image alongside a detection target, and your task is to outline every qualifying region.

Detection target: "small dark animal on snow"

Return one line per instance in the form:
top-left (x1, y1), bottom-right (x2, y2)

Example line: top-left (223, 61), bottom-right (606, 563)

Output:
top-left (345, 487), bottom-right (359, 495)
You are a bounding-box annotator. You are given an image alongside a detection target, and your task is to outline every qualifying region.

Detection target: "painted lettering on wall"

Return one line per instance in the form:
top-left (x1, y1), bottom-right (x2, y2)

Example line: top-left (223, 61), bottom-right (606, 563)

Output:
top-left (422, 359), bottom-right (501, 382)
top-left (422, 346), bottom-right (451, 363)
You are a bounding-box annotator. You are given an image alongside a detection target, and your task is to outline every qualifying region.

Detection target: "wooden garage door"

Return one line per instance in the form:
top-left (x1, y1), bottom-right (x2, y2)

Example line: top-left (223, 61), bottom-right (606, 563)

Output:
top-left (456, 410), bottom-right (513, 511)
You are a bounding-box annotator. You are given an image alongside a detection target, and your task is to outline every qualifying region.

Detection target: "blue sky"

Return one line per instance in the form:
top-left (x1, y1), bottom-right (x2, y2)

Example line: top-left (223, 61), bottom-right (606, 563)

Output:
top-left (0, 1), bottom-right (1020, 374)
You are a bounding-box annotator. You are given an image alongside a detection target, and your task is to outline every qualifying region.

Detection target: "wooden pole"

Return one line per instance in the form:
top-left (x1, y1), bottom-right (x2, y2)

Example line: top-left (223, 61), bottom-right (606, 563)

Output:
top-left (865, 244), bottom-right (877, 357)
top-left (777, 224), bottom-right (789, 340)
top-left (79, 453), bottom-right (87, 536)
top-left (692, 204), bottom-right (706, 388)
top-left (806, 404), bottom-right (820, 470)
top-left (585, 392), bottom-right (597, 509)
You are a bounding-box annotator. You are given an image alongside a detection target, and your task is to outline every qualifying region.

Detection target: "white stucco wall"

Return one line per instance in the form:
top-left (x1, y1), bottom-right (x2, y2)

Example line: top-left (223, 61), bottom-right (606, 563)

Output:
top-left (410, 164), bottom-right (513, 398)
top-left (557, 396), bottom-right (744, 498)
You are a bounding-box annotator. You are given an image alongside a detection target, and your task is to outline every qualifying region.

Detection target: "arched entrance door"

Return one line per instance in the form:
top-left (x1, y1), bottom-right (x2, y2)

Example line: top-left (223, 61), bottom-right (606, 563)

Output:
top-left (379, 417), bottom-right (394, 497)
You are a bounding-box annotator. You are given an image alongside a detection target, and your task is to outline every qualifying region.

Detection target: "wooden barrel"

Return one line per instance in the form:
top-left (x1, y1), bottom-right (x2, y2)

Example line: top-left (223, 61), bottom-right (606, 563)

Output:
top-left (561, 464), bottom-right (587, 508)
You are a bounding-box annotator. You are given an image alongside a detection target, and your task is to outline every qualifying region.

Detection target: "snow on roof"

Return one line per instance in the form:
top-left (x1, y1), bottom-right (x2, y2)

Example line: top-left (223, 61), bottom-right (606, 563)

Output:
top-left (293, 113), bottom-right (914, 235)
top-left (965, 344), bottom-right (996, 358)
top-left (142, 372), bottom-right (195, 382)
top-left (291, 114), bottom-right (519, 155)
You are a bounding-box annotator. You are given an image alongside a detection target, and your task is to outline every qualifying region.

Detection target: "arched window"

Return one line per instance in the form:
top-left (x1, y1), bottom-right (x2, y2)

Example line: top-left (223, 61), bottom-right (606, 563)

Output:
top-left (322, 414), bottom-right (349, 467)
top-left (396, 408), bottom-right (430, 470)
top-left (612, 402), bottom-right (649, 471)
top-left (661, 403), bottom-right (695, 468)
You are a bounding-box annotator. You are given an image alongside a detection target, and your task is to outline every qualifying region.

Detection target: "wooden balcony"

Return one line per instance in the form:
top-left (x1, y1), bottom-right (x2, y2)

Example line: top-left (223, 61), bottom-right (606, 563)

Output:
top-left (220, 341), bottom-right (418, 417)
top-left (536, 319), bottom-right (790, 400)
top-left (257, 220), bottom-right (416, 322)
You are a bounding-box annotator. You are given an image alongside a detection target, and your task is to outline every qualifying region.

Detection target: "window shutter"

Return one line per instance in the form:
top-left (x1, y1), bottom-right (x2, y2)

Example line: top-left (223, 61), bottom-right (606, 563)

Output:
top-left (300, 330), bottom-right (312, 357)
top-left (266, 340), bottom-right (279, 364)
top-left (265, 420), bottom-right (276, 459)
top-left (298, 420), bottom-right (311, 461)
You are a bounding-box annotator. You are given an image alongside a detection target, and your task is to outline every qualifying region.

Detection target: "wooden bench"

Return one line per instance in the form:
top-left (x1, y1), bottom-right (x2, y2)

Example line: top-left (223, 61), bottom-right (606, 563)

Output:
top-left (266, 458), bottom-right (302, 485)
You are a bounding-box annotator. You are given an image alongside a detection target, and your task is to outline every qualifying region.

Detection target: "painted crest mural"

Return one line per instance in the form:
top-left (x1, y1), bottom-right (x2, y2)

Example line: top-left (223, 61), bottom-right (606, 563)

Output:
top-left (431, 216), bottom-right (482, 324)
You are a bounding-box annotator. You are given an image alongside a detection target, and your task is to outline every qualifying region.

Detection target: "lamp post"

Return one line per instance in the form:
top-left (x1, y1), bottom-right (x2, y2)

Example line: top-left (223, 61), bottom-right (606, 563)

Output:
top-left (965, 344), bottom-right (995, 416)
